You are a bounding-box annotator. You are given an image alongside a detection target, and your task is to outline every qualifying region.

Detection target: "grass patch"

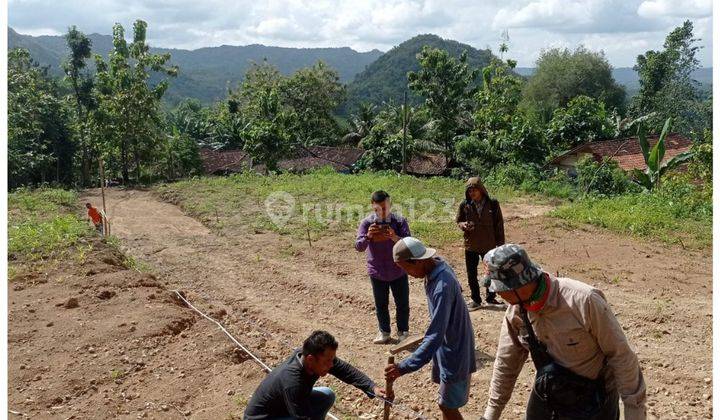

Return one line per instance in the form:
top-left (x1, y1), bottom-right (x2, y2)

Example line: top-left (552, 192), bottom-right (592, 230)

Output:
top-left (158, 170), bottom-right (710, 250)
top-left (8, 188), bottom-right (91, 262)
top-left (552, 186), bottom-right (711, 248)
top-left (110, 369), bottom-right (126, 380)
top-left (232, 395), bottom-right (249, 407)
top-left (158, 169), bottom-right (539, 247)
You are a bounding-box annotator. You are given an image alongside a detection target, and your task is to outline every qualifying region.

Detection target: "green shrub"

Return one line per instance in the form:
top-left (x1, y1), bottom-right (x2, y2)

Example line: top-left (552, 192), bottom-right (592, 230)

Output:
top-left (8, 188), bottom-right (90, 261)
top-left (687, 129), bottom-right (712, 185)
top-left (576, 155), bottom-right (639, 196)
top-left (553, 175), bottom-right (711, 248)
top-left (478, 163), bottom-right (576, 200)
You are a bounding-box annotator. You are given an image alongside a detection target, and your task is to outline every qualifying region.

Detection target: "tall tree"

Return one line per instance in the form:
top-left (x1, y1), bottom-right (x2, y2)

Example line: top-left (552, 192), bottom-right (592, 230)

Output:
top-left (8, 48), bottom-right (73, 188)
top-left (93, 20), bottom-right (177, 183)
top-left (281, 61), bottom-right (346, 146)
top-left (242, 86), bottom-right (293, 172)
top-left (631, 20), bottom-right (708, 136)
top-left (545, 95), bottom-right (614, 153)
top-left (408, 46), bottom-right (479, 164)
top-left (62, 26), bottom-right (94, 186)
top-left (457, 57), bottom-right (545, 170)
top-left (521, 46), bottom-right (626, 121)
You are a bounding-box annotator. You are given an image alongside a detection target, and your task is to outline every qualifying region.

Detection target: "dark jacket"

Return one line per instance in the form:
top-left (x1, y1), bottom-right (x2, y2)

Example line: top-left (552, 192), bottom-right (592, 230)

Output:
top-left (455, 177), bottom-right (505, 253)
top-left (244, 350), bottom-right (375, 419)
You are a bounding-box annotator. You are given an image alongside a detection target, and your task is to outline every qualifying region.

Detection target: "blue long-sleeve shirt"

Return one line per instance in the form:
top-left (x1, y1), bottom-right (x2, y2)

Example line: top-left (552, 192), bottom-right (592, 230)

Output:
top-left (397, 258), bottom-right (477, 384)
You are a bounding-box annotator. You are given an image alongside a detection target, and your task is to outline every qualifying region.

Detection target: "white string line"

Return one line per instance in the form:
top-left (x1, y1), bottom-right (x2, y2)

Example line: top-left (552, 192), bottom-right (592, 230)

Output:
top-left (172, 290), bottom-right (341, 420)
top-left (173, 290), bottom-right (272, 372)
top-left (190, 291), bottom-right (427, 419)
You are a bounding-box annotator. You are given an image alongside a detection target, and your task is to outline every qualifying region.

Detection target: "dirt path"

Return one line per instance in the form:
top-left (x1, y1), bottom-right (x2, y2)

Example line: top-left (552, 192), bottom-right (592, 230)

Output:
top-left (83, 188), bottom-right (712, 419)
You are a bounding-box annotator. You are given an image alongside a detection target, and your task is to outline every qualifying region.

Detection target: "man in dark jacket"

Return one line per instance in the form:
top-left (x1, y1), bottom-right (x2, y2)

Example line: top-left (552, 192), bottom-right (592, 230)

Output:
top-left (244, 330), bottom-right (387, 420)
top-left (455, 177), bottom-right (505, 310)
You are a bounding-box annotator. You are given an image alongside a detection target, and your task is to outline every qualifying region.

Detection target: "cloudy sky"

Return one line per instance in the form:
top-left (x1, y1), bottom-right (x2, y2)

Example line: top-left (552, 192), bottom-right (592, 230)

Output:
top-left (8, 0), bottom-right (714, 67)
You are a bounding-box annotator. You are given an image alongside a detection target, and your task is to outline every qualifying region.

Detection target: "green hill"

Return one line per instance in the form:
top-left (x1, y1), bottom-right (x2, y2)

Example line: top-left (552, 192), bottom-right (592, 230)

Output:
top-left (8, 27), bottom-right (383, 105)
top-left (341, 34), bottom-right (495, 114)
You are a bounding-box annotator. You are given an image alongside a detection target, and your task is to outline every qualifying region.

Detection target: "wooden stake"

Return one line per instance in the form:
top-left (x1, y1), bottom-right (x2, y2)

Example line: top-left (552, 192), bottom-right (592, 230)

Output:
top-left (384, 355), bottom-right (395, 420)
top-left (305, 218), bottom-right (313, 247)
top-left (99, 158), bottom-right (109, 237)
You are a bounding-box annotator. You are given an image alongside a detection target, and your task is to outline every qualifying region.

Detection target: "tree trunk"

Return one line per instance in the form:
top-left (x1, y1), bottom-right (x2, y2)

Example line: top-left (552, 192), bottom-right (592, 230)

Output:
top-left (121, 137), bottom-right (130, 184)
top-left (133, 138), bottom-right (141, 183)
top-left (70, 77), bottom-right (89, 187)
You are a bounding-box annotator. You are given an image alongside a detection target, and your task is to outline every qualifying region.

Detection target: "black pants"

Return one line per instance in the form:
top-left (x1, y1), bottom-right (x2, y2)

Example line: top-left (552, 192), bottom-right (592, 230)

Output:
top-left (464, 250), bottom-right (495, 304)
top-left (525, 388), bottom-right (620, 420)
top-left (370, 275), bottom-right (410, 333)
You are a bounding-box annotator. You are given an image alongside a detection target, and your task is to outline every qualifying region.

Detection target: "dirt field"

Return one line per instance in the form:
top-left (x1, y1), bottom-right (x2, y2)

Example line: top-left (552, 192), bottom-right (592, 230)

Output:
top-left (8, 187), bottom-right (712, 419)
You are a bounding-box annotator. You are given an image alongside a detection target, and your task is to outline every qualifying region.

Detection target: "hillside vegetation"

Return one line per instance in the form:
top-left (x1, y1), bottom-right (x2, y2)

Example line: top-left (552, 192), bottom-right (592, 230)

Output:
top-left (8, 27), bottom-right (382, 104)
top-left (342, 34), bottom-right (494, 114)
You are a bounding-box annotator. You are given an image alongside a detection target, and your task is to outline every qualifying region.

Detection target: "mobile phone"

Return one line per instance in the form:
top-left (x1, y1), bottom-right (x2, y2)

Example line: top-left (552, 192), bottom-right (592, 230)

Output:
top-left (373, 220), bottom-right (389, 233)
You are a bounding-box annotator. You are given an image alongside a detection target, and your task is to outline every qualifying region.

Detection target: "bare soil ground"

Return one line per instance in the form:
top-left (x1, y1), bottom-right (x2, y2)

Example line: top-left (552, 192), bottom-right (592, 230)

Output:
top-left (8, 188), bottom-right (712, 419)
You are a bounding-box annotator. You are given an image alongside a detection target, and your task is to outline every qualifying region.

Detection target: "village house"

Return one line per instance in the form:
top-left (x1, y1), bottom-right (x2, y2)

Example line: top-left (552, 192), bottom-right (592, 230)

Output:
top-left (548, 133), bottom-right (693, 175)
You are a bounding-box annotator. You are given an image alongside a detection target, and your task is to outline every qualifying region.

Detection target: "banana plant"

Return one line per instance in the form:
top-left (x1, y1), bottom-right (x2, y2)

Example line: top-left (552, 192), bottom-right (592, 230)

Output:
top-left (632, 117), bottom-right (694, 190)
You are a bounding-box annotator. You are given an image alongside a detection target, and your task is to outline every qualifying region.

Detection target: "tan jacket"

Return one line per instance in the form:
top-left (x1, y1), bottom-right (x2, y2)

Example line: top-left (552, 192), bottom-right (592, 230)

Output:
top-left (483, 276), bottom-right (646, 420)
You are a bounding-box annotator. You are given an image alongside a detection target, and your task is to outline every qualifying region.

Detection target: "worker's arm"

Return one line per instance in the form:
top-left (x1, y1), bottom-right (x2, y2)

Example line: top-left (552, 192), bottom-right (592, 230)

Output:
top-left (483, 315), bottom-right (529, 420)
top-left (329, 357), bottom-right (376, 397)
top-left (354, 219), bottom-right (370, 251)
top-left (586, 290), bottom-right (647, 420)
top-left (397, 279), bottom-right (452, 375)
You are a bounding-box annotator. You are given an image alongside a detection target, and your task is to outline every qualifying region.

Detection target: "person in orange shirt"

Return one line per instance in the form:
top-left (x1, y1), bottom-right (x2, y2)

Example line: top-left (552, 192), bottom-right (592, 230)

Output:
top-left (86, 203), bottom-right (104, 234)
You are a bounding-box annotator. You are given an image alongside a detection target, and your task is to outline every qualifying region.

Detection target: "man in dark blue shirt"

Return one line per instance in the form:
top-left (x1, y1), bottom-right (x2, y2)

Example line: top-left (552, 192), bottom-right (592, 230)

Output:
top-left (244, 330), bottom-right (388, 419)
top-left (386, 237), bottom-right (477, 420)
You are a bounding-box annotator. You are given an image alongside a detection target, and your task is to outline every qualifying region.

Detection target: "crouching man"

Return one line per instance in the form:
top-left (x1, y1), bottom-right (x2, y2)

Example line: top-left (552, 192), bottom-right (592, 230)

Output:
top-left (480, 244), bottom-right (647, 420)
top-left (385, 237), bottom-right (477, 419)
top-left (244, 330), bottom-right (388, 419)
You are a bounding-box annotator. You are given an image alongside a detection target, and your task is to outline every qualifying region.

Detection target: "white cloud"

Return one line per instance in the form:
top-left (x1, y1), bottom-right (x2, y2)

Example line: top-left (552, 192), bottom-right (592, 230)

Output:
top-left (11, 27), bottom-right (62, 36)
top-left (249, 18), bottom-right (312, 40)
top-left (637, 0), bottom-right (712, 19)
top-left (7, 0), bottom-right (714, 67)
top-left (493, 0), bottom-right (592, 30)
top-left (492, 0), bottom-right (667, 33)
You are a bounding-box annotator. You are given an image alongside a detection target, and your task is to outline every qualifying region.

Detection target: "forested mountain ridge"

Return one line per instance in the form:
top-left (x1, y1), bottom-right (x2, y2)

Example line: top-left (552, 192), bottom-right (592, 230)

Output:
top-left (342, 34), bottom-right (495, 113)
top-left (8, 27), bottom-right (383, 104)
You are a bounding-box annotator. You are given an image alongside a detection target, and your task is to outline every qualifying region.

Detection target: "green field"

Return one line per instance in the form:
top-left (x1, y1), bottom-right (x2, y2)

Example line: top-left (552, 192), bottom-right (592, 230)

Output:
top-left (158, 169), bottom-right (711, 249)
top-left (158, 169), bottom-right (541, 247)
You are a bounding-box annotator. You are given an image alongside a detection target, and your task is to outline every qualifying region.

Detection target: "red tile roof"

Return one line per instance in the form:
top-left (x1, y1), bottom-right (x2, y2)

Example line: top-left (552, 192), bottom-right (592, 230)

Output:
top-left (279, 146), bottom-right (365, 172)
top-left (406, 153), bottom-right (448, 176)
top-left (200, 146), bottom-right (365, 174)
top-left (549, 133), bottom-right (693, 171)
top-left (199, 148), bottom-right (252, 174)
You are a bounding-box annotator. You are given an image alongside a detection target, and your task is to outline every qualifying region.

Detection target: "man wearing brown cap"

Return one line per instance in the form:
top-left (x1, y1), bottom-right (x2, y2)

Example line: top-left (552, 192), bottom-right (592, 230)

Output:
top-left (385, 237), bottom-right (476, 419)
top-left (480, 244), bottom-right (646, 420)
top-left (456, 177), bottom-right (505, 310)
